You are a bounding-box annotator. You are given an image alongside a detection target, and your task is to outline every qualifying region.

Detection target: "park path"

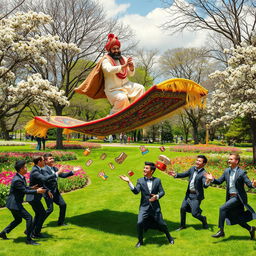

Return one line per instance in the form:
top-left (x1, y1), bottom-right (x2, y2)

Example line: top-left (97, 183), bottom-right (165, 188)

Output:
top-left (101, 143), bottom-right (162, 148)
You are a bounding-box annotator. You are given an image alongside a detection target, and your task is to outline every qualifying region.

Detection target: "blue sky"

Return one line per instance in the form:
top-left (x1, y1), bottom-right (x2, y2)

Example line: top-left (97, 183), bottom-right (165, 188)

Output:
top-left (98, 0), bottom-right (207, 51)
top-left (116, 0), bottom-right (163, 16)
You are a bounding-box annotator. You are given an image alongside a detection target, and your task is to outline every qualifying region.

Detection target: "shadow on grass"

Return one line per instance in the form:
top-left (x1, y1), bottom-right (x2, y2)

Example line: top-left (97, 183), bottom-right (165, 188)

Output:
top-left (188, 223), bottom-right (215, 231)
top-left (13, 232), bottom-right (54, 244)
top-left (212, 235), bottom-right (253, 243)
top-left (48, 209), bottom-right (179, 238)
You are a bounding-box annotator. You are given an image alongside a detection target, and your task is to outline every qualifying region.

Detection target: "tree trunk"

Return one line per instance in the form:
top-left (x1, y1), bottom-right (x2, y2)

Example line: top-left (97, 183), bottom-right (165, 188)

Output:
top-left (55, 105), bottom-right (64, 149)
top-left (249, 117), bottom-right (256, 164)
top-left (0, 119), bottom-right (10, 140)
top-left (192, 123), bottom-right (199, 144)
top-left (185, 130), bottom-right (189, 144)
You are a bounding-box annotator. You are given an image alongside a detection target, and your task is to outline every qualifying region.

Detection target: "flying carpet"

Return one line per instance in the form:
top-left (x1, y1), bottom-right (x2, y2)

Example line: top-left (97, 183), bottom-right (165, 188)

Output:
top-left (25, 78), bottom-right (208, 137)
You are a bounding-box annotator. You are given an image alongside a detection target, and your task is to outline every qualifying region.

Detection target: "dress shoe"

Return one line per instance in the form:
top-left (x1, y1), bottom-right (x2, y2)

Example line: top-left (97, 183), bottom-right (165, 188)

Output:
top-left (202, 216), bottom-right (209, 229)
top-left (176, 226), bottom-right (186, 231)
top-left (0, 232), bottom-right (8, 240)
top-left (168, 237), bottom-right (175, 244)
top-left (26, 239), bottom-right (40, 245)
top-left (249, 226), bottom-right (256, 240)
top-left (135, 241), bottom-right (143, 248)
top-left (212, 230), bottom-right (225, 238)
top-left (31, 233), bottom-right (46, 239)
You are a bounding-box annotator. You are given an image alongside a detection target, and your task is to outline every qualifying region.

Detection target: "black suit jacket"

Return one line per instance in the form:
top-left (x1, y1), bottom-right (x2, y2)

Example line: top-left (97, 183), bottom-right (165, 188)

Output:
top-left (131, 177), bottom-right (164, 212)
top-left (213, 167), bottom-right (255, 209)
top-left (213, 167), bottom-right (256, 224)
top-left (26, 165), bottom-right (56, 202)
top-left (42, 165), bottom-right (74, 193)
top-left (176, 166), bottom-right (208, 201)
top-left (6, 173), bottom-right (37, 210)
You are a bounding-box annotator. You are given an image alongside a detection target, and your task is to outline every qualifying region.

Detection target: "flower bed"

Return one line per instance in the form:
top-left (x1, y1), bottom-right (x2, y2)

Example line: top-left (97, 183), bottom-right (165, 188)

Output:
top-left (0, 151), bottom-right (77, 164)
top-left (165, 155), bottom-right (256, 192)
top-left (46, 141), bottom-right (101, 149)
top-left (0, 164), bottom-right (88, 207)
top-left (0, 141), bottom-right (26, 146)
top-left (169, 144), bottom-right (242, 154)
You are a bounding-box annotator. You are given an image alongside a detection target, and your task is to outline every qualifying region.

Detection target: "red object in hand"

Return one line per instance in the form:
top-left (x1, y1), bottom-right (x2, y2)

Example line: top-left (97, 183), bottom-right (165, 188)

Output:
top-left (128, 171), bottom-right (134, 176)
top-left (155, 161), bottom-right (167, 171)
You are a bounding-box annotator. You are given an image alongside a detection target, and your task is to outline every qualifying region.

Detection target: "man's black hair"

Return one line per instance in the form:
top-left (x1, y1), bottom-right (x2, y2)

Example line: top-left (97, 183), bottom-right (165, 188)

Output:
top-left (15, 160), bottom-right (26, 172)
top-left (145, 161), bottom-right (156, 172)
top-left (197, 155), bottom-right (208, 164)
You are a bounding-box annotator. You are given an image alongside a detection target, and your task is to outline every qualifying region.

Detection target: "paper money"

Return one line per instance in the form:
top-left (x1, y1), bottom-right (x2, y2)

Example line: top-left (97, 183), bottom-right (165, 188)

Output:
top-left (86, 159), bottom-right (93, 166)
top-left (100, 153), bottom-right (107, 160)
top-left (115, 152), bottom-right (128, 164)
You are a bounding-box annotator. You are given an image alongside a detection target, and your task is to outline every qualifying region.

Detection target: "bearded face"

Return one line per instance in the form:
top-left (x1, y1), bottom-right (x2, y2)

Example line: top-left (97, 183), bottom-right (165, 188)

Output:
top-left (109, 46), bottom-right (121, 60)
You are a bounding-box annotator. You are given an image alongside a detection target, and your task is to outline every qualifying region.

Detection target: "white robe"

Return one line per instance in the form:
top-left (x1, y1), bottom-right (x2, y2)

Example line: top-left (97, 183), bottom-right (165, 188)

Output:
top-left (102, 56), bottom-right (145, 114)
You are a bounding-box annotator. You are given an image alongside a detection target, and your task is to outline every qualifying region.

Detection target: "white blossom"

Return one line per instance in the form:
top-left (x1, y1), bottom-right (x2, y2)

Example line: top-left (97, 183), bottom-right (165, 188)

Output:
top-left (207, 37), bottom-right (256, 124)
top-left (0, 11), bottom-right (80, 118)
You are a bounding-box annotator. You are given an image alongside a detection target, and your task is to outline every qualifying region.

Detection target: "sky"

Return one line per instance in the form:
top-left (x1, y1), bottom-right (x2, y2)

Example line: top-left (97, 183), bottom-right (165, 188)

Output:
top-left (97, 0), bottom-right (208, 53)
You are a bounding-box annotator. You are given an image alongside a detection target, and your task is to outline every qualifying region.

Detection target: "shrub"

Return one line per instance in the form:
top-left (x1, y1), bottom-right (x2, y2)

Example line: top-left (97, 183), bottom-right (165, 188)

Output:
top-left (234, 143), bottom-right (252, 147)
top-left (169, 144), bottom-right (242, 154)
top-left (209, 140), bottom-right (227, 146)
top-left (0, 151), bottom-right (77, 165)
top-left (0, 164), bottom-right (88, 207)
top-left (0, 184), bottom-right (10, 207)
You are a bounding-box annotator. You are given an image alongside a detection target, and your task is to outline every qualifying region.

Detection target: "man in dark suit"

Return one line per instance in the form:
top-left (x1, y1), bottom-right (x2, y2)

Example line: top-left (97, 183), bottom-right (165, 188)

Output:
top-left (205, 153), bottom-right (256, 239)
top-left (120, 162), bottom-right (174, 247)
top-left (42, 153), bottom-right (76, 226)
top-left (0, 160), bottom-right (46, 245)
top-left (27, 156), bottom-right (64, 238)
top-left (169, 155), bottom-right (209, 230)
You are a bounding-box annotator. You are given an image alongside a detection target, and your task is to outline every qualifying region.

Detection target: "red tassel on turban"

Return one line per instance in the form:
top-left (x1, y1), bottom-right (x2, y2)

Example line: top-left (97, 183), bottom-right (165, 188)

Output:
top-left (105, 34), bottom-right (121, 52)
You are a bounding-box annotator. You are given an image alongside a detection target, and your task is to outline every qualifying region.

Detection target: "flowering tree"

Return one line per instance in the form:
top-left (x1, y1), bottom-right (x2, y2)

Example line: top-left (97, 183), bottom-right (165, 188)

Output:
top-left (15, 0), bottom-right (136, 148)
top-left (208, 38), bottom-right (256, 162)
top-left (0, 11), bottom-right (80, 139)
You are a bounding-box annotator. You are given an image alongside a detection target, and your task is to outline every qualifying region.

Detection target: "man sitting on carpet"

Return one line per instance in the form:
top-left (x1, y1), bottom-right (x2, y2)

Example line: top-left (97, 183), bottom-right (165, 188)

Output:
top-left (75, 34), bottom-right (145, 115)
top-left (102, 34), bottom-right (145, 114)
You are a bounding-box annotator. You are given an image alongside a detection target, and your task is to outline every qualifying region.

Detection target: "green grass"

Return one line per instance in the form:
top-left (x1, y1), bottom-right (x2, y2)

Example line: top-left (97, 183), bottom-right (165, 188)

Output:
top-left (0, 146), bottom-right (255, 256)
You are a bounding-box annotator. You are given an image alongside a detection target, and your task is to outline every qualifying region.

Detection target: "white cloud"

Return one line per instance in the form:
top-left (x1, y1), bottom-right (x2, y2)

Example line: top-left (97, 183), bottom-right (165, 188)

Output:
top-left (97, 0), bottom-right (130, 18)
top-left (97, 1), bottom-right (208, 52)
top-left (96, 0), bottom-right (210, 53)
top-left (118, 7), bottom-right (208, 52)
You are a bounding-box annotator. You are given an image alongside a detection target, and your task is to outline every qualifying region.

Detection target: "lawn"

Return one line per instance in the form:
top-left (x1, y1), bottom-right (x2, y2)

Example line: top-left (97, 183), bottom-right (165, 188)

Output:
top-left (0, 145), bottom-right (255, 256)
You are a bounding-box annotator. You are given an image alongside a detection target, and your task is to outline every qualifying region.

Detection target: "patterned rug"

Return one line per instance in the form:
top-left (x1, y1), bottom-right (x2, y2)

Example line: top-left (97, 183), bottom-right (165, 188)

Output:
top-left (25, 78), bottom-right (208, 136)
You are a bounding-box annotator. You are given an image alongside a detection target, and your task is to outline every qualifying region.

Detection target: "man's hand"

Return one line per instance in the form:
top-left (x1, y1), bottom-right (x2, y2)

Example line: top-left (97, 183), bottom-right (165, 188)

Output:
top-left (119, 175), bottom-right (130, 183)
top-left (127, 57), bottom-right (134, 70)
top-left (73, 167), bottom-right (81, 173)
top-left (252, 178), bottom-right (256, 187)
top-left (31, 184), bottom-right (39, 189)
top-left (149, 194), bottom-right (158, 202)
top-left (204, 172), bottom-right (214, 183)
top-left (37, 187), bottom-right (46, 194)
top-left (169, 171), bottom-right (177, 177)
top-left (122, 57), bottom-right (134, 70)
top-left (48, 191), bottom-right (53, 199)
top-left (57, 166), bottom-right (65, 175)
